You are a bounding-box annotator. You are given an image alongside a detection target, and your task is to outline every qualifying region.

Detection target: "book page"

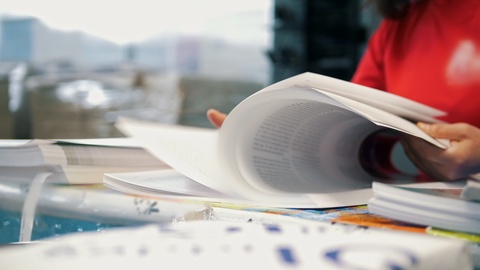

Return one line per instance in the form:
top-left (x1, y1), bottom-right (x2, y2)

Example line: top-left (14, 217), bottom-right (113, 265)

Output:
top-left (0, 140), bottom-right (51, 167)
top-left (115, 118), bottom-right (234, 195)
top-left (262, 72), bottom-right (446, 121)
top-left (104, 169), bottom-right (226, 198)
top-left (219, 87), bottom-right (433, 196)
top-left (318, 91), bottom-right (447, 148)
top-left (55, 138), bottom-right (148, 148)
top-left (115, 118), bottom-right (377, 208)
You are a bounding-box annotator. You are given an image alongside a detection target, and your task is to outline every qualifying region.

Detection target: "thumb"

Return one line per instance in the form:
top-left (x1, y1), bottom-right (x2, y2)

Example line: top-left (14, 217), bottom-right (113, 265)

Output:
top-left (417, 122), bottom-right (464, 140)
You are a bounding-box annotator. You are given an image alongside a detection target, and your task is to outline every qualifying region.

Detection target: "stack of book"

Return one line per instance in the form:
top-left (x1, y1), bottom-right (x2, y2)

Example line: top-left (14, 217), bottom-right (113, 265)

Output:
top-left (368, 180), bottom-right (480, 235)
top-left (0, 138), bottom-right (195, 237)
top-left (0, 138), bottom-right (168, 184)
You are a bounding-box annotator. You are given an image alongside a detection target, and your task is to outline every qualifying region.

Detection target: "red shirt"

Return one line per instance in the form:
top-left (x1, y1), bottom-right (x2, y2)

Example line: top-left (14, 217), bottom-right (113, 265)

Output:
top-left (352, 0), bottom-right (480, 127)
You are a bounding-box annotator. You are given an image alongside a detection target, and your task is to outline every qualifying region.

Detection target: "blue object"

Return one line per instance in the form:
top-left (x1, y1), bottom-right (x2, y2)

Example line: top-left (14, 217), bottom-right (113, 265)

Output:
top-left (0, 209), bottom-right (122, 243)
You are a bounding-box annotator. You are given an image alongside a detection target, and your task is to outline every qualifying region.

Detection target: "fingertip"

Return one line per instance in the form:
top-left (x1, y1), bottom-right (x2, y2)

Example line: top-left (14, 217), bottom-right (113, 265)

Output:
top-left (206, 108), bottom-right (215, 118)
top-left (417, 122), bottom-right (429, 129)
top-left (206, 109), bottom-right (217, 126)
top-left (417, 122), bottom-right (436, 135)
top-left (206, 108), bottom-right (226, 128)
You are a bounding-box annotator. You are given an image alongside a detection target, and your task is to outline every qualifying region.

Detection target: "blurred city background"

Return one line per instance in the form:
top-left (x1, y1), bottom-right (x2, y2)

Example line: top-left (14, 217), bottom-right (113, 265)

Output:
top-left (0, 0), bottom-right (380, 139)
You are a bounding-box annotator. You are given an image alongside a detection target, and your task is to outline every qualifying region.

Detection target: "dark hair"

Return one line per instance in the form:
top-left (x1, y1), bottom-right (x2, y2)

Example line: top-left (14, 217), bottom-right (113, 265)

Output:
top-left (366, 0), bottom-right (411, 19)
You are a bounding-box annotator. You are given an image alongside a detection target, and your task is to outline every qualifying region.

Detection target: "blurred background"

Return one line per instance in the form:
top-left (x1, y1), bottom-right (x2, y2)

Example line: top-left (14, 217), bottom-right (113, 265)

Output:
top-left (0, 0), bottom-right (381, 139)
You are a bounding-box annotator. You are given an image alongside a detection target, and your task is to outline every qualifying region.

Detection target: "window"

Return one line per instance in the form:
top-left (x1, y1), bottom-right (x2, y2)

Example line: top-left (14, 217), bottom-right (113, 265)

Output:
top-left (0, 0), bottom-right (274, 138)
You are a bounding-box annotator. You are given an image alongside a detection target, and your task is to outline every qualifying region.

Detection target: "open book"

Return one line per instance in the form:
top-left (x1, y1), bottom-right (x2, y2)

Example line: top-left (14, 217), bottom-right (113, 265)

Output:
top-left (113, 72), bottom-right (449, 208)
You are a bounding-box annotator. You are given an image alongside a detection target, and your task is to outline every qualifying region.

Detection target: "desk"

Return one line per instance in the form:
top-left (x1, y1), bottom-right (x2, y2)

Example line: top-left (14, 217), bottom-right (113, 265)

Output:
top-left (0, 139), bottom-right (478, 269)
top-left (0, 183), bottom-right (478, 269)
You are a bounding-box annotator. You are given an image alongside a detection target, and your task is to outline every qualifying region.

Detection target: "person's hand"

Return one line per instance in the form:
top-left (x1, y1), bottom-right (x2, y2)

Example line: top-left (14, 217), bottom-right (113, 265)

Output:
top-left (207, 109), bottom-right (227, 128)
top-left (401, 122), bottom-right (480, 181)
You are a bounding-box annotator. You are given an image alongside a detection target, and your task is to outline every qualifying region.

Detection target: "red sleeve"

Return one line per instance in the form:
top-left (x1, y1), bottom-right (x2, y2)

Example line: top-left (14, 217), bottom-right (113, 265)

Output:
top-left (351, 21), bottom-right (389, 91)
